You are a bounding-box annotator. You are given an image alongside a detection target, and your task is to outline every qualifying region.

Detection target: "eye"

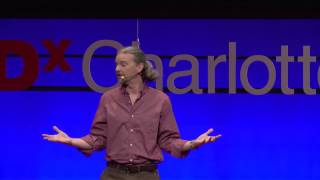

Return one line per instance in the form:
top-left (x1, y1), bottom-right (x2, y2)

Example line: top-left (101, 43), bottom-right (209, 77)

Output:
top-left (120, 62), bottom-right (127, 67)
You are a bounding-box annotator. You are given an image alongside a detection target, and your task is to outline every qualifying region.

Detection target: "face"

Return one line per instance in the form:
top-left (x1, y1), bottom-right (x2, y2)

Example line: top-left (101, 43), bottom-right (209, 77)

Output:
top-left (115, 52), bottom-right (143, 84)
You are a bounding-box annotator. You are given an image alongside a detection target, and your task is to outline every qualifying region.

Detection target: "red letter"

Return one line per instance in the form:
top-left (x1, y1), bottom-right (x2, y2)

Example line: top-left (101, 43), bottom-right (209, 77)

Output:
top-left (0, 40), bottom-right (39, 90)
top-left (43, 40), bottom-right (72, 72)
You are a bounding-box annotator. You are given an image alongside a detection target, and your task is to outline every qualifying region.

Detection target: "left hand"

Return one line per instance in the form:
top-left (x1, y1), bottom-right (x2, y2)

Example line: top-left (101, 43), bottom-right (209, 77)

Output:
top-left (191, 128), bottom-right (222, 149)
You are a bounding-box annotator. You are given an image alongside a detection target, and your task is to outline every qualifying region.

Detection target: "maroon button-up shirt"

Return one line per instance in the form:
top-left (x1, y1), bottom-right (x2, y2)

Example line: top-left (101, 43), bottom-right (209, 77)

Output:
top-left (79, 84), bottom-right (189, 164)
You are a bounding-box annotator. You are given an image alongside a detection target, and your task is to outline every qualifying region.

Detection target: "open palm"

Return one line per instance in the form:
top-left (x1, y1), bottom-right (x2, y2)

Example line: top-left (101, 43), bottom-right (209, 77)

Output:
top-left (192, 128), bottom-right (222, 149)
top-left (42, 126), bottom-right (71, 145)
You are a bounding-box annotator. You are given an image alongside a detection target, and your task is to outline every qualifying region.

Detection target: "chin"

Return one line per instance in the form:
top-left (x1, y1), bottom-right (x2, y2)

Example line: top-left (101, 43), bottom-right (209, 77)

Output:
top-left (117, 79), bottom-right (127, 85)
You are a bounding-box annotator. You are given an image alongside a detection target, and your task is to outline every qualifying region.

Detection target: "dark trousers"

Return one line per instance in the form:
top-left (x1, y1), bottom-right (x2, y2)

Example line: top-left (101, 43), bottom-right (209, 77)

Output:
top-left (100, 167), bottom-right (160, 180)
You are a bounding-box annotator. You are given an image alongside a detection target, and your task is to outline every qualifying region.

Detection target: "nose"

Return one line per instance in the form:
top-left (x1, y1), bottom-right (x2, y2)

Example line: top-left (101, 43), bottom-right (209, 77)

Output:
top-left (115, 65), bottom-right (120, 72)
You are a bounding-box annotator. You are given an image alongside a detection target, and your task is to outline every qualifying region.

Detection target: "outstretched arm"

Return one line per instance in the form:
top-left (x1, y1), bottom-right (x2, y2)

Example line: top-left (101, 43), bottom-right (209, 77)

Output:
top-left (42, 126), bottom-right (92, 150)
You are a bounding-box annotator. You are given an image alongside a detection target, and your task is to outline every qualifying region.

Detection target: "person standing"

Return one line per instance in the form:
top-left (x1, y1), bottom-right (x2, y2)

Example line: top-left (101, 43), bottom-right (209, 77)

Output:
top-left (42, 46), bottom-right (222, 180)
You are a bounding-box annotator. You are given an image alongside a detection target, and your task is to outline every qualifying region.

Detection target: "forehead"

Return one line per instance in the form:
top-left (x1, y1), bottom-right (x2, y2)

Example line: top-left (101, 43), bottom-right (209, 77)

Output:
top-left (115, 52), bottom-right (135, 63)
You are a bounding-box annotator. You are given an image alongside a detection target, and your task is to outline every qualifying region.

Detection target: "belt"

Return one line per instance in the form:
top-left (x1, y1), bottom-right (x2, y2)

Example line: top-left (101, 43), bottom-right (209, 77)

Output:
top-left (108, 161), bottom-right (158, 174)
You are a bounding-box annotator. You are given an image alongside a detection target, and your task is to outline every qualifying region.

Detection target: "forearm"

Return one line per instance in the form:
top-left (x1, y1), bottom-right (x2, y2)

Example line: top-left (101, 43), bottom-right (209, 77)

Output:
top-left (68, 138), bottom-right (92, 150)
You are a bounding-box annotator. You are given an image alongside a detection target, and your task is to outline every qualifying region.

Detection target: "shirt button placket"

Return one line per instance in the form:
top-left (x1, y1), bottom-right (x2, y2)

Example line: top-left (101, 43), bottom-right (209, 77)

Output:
top-left (128, 109), bottom-right (135, 164)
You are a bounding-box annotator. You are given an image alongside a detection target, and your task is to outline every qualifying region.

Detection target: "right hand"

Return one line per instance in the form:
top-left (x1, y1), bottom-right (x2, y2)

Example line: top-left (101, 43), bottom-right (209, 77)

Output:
top-left (42, 126), bottom-right (72, 145)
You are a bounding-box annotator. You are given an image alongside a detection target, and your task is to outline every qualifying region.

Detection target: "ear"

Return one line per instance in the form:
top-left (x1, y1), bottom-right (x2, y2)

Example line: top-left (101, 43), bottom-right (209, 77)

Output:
top-left (137, 62), bottom-right (144, 73)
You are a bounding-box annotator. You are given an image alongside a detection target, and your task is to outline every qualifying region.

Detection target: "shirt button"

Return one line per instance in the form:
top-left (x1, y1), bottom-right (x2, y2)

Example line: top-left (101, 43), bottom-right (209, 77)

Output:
top-left (130, 129), bottom-right (134, 132)
top-left (129, 159), bottom-right (133, 162)
top-left (131, 114), bottom-right (134, 118)
top-left (129, 143), bottom-right (133, 147)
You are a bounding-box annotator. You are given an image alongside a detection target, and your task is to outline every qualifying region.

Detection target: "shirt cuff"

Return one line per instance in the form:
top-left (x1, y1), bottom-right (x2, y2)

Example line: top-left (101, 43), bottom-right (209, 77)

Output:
top-left (77, 135), bottom-right (96, 157)
top-left (171, 139), bottom-right (190, 158)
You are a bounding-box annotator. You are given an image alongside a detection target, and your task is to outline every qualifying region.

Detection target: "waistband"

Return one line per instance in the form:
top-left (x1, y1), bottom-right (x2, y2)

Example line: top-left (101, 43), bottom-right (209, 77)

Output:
top-left (107, 161), bottom-right (158, 174)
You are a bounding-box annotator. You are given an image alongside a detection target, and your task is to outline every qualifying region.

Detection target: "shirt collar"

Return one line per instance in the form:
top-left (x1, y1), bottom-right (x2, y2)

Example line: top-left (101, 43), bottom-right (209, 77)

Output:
top-left (120, 83), bottom-right (149, 96)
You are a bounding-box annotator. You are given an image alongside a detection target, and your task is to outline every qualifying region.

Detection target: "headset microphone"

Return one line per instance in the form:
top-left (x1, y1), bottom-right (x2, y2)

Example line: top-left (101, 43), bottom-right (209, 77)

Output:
top-left (119, 73), bottom-right (139, 84)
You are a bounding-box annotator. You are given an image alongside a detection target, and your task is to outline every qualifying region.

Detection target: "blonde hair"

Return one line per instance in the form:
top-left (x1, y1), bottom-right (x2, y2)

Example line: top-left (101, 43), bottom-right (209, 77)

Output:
top-left (118, 46), bottom-right (158, 82)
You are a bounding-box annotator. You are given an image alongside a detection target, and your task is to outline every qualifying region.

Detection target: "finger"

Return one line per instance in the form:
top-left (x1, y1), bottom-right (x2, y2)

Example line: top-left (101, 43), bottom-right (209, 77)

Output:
top-left (43, 135), bottom-right (52, 140)
top-left (53, 126), bottom-right (62, 133)
top-left (205, 128), bottom-right (214, 135)
top-left (215, 134), bottom-right (222, 139)
top-left (209, 136), bottom-right (216, 142)
top-left (205, 137), bottom-right (211, 143)
top-left (42, 134), bottom-right (54, 138)
top-left (42, 134), bottom-right (53, 139)
top-left (43, 136), bottom-right (50, 140)
top-left (209, 134), bottom-right (222, 142)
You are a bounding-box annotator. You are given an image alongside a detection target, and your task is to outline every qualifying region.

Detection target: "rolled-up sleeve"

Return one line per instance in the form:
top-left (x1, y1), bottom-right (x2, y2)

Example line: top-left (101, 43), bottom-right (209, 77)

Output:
top-left (78, 94), bottom-right (108, 157)
top-left (157, 96), bottom-right (190, 158)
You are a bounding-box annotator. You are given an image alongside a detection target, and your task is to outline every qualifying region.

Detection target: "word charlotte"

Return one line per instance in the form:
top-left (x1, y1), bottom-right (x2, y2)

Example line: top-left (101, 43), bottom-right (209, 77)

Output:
top-left (0, 40), bottom-right (319, 95)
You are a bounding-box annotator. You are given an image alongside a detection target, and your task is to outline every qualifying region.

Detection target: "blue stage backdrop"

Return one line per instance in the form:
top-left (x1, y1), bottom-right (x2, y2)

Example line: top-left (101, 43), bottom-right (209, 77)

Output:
top-left (1, 19), bottom-right (320, 180)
